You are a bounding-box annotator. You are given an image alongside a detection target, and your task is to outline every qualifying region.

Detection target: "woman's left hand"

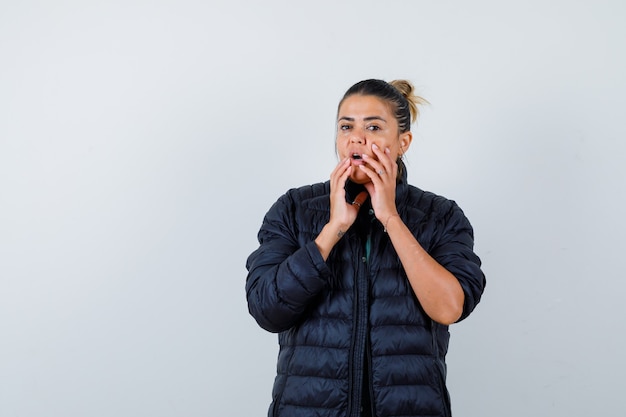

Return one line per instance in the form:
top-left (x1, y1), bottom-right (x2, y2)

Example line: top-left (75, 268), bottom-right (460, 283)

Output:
top-left (360, 144), bottom-right (399, 224)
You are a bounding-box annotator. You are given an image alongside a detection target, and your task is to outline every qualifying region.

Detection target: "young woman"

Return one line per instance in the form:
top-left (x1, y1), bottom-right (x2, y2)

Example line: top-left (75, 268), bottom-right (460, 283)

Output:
top-left (246, 79), bottom-right (486, 417)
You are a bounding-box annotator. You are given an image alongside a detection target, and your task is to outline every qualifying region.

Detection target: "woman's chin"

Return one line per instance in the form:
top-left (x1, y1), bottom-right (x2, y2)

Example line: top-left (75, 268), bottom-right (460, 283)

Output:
top-left (349, 172), bottom-right (372, 185)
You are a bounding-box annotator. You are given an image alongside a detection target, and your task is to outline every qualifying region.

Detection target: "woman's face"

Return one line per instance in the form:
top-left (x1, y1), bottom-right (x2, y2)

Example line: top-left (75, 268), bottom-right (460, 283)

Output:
top-left (336, 94), bottom-right (412, 184)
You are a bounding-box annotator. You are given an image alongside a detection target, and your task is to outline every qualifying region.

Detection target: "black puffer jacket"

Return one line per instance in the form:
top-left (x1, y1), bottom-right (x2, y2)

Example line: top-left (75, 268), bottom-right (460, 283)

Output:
top-left (246, 171), bottom-right (485, 417)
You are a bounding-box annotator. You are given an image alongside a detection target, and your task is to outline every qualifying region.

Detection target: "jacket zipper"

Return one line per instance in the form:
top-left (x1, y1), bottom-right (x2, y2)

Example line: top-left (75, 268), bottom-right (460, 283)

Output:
top-left (348, 230), bottom-right (371, 417)
top-left (366, 339), bottom-right (375, 417)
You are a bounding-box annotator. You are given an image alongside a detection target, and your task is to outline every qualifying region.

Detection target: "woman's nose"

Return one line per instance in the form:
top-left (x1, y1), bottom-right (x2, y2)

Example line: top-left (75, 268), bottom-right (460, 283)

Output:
top-left (350, 129), bottom-right (366, 144)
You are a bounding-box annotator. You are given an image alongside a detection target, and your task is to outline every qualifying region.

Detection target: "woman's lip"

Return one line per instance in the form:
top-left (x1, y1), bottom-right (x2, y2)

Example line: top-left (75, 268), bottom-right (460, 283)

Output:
top-left (349, 153), bottom-right (376, 162)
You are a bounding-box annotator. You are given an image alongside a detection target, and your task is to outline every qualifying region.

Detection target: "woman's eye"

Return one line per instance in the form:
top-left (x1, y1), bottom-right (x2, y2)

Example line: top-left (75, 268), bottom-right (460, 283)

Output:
top-left (367, 125), bottom-right (380, 131)
top-left (340, 124), bottom-right (351, 130)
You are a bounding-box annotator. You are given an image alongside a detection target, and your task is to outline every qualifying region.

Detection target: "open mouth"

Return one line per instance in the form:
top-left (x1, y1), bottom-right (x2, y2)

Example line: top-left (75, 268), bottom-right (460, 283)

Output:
top-left (351, 153), bottom-right (362, 160)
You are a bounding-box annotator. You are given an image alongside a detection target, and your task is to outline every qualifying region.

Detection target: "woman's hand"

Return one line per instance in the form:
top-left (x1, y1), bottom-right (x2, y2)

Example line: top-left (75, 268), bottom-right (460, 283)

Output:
top-left (360, 144), bottom-right (399, 226)
top-left (314, 158), bottom-right (367, 260)
top-left (328, 158), bottom-right (368, 233)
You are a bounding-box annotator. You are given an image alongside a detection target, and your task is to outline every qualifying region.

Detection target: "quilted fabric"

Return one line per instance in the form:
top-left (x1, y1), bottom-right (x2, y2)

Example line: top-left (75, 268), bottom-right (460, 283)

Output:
top-left (246, 171), bottom-right (485, 417)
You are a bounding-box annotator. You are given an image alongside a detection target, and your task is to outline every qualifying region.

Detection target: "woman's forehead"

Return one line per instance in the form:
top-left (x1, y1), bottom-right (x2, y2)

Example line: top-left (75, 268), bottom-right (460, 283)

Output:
top-left (338, 95), bottom-right (394, 119)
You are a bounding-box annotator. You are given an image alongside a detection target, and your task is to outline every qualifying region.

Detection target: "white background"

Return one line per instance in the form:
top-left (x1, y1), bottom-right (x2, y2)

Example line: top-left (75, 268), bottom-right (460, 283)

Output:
top-left (1, 1), bottom-right (625, 416)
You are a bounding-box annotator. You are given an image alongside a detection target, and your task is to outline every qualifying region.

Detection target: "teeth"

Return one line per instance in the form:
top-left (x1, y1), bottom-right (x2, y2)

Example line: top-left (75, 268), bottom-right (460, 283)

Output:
top-left (352, 153), bottom-right (362, 160)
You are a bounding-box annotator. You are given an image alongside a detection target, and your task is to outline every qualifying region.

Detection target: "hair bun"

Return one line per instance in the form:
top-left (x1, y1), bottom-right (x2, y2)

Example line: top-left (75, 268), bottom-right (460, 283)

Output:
top-left (389, 79), bottom-right (428, 124)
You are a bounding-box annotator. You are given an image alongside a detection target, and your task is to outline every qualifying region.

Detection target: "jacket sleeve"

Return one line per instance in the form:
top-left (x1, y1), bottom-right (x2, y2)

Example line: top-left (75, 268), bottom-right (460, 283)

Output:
top-left (429, 201), bottom-right (486, 322)
top-left (245, 192), bottom-right (333, 333)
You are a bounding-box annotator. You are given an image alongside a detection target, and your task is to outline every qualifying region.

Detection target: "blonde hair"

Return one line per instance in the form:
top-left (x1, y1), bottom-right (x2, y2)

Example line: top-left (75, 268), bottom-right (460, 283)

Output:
top-left (389, 79), bottom-right (429, 129)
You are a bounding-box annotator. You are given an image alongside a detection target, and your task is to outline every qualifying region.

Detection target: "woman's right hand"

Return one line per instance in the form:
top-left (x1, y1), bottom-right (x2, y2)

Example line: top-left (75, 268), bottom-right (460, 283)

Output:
top-left (329, 158), bottom-right (367, 232)
top-left (315, 158), bottom-right (367, 260)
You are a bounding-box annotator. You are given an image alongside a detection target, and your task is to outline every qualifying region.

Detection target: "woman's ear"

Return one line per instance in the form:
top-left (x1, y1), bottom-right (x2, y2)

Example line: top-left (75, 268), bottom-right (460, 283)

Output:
top-left (399, 131), bottom-right (413, 154)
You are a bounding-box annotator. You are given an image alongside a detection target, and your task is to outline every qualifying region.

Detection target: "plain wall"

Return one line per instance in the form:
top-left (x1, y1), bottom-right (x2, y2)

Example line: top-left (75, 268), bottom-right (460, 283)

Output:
top-left (1, 1), bottom-right (625, 416)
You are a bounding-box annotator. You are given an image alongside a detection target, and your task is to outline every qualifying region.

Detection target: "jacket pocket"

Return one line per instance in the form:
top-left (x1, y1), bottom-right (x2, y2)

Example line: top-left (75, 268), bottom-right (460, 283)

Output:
top-left (431, 321), bottom-right (451, 417)
top-left (432, 359), bottom-right (451, 417)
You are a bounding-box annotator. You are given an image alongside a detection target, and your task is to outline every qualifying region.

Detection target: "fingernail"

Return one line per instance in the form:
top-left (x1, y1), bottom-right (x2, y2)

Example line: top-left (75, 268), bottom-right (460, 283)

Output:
top-left (372, 144), bottom-right (378, 150)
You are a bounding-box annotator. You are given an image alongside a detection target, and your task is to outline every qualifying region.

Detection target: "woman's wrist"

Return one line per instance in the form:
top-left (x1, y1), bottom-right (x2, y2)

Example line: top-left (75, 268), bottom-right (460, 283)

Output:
top-left (383, 213), bottom-right (401, 233)
top-left (315, 222), bottom-right (346, 260)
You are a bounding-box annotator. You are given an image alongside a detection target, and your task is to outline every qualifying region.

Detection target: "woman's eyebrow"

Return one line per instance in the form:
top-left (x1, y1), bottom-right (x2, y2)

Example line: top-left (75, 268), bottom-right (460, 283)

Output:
top-left (338, 116), bottom-right (387, 122)
top-left (364, 116), bottom-right (386, 122)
